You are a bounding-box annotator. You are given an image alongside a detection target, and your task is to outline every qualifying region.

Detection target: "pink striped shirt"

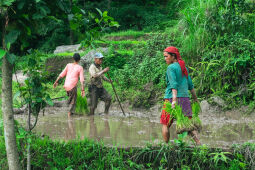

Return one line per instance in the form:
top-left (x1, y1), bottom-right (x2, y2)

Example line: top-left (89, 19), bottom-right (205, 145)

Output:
top-left (59, 63), bottom-right (84, 91)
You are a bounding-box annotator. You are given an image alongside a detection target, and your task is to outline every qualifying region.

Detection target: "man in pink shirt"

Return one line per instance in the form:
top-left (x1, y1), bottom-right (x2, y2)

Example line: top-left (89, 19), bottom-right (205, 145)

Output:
top-left (53, 53), bottom-right (85, 117)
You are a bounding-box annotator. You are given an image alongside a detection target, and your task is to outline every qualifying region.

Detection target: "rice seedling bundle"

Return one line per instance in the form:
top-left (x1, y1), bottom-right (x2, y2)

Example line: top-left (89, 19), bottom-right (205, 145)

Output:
top-left (75, 89), bottom-right (89, 114)
top-left (174, 105), bottom-right (196, 134)
top-left (191, 102), bottom-right (202, 131)
top-left (165, 101), bottom-right (176, 117)
top-left (164, 101), bottom-right (201, 134)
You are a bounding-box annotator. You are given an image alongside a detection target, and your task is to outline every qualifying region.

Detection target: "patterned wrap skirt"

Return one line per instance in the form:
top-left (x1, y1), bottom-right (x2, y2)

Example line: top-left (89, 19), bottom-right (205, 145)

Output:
top-left (67, 86), bottom-right (77, 113)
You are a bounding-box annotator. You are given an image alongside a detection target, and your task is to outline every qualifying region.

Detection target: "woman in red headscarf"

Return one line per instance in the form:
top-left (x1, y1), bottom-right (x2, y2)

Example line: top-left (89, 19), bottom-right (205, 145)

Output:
top-left (160, 46), bottom-right (201, 145)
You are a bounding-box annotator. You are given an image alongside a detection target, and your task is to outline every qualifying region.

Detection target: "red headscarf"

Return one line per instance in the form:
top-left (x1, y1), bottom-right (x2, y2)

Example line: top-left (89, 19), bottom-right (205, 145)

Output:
top-left (164, 46), bottom-right (188, 77)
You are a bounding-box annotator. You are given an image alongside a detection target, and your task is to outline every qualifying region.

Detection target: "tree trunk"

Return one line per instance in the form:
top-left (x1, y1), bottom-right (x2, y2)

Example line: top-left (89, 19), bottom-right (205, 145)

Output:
top-left (27, 104), bottom-right (31, 170)
top-left (2, 12), bottom-right (21, 170)
top-left (27, 143), bottom-right (31, 170)
top-left (2, 55), bottom-right (21, 170)
top-left (70, 29), bottom-right (74, 45)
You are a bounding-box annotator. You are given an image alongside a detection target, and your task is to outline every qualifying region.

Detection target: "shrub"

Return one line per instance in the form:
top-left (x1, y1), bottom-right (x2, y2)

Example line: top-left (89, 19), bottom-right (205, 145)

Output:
top-left (191, 34), bottom-right (255, 108)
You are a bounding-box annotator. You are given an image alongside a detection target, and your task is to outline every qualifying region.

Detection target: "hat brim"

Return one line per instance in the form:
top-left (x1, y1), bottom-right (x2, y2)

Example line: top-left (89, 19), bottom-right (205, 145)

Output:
top-left (95, 56), bottom-right (104, 59)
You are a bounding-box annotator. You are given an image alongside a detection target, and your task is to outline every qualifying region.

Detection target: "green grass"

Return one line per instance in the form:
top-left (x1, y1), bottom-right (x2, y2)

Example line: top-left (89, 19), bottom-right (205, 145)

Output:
top-left (46, 83), bottom-right (67, 100)
top-left (94, 40), bottom-right (147, 46)
top-left (104, 30), bottom-right (146, 38)
top-left (0, 130), bottom-right (254, 169)
top-left (53, 48), bottom-right (91, 58)
top-left (53, 52), bottom-right (74, 57)
top-left (116, 49), bottom-right (134, 56)
top-left (164, 0), bottom-right (213, 60)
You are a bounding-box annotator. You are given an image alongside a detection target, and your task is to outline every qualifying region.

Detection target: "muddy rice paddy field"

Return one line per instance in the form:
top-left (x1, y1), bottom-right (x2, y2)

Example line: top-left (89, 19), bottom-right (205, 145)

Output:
top-left (15, 102), bottom-right (255, 148)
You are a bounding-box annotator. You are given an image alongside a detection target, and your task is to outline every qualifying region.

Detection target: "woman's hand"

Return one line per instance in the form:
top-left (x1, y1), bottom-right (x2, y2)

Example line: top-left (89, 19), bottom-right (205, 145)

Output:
top-left (171, 101), bottom-right (176, 108)
top-left (190, 89), bottom-right (198, 103)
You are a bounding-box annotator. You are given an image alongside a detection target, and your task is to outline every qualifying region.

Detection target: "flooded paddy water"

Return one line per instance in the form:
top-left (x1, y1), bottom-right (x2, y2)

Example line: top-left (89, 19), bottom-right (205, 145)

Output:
top-left (15, 104), bottom-right (255, 148)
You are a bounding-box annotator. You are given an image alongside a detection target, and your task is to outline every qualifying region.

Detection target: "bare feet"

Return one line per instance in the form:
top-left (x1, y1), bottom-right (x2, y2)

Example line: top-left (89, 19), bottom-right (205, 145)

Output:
top-left (190, 130), bottom-right (201, 145)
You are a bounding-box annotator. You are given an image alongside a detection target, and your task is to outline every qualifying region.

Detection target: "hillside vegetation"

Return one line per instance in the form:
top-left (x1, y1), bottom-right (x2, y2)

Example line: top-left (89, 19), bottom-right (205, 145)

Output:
top-left (1, 0), bottom-right (254, 110)
top-left (96, 0), bottom-right (255, 110)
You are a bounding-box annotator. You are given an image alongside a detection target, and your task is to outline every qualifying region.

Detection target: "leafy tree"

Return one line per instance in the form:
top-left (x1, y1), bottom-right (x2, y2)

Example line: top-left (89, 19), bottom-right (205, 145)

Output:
top-left (0, 0), bottom-right (72, 168)
top-left (0, 0), bottom-right (118, 169)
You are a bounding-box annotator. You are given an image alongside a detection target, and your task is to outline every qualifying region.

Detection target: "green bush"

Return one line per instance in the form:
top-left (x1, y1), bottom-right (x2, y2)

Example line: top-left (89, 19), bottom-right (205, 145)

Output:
top-left (106, 33), bottom-right (173, 107)
top-left (206, 0), bottom-right (253, 40)
top-left (102, 46), bottom-right (128, 78)
top-left (191, 34), bottom-right (255, 108)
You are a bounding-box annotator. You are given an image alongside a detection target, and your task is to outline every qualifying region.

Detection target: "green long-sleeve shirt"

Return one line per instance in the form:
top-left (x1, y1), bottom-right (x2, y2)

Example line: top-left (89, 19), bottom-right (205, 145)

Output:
top-left (164, 62), bottom-right (194, 99)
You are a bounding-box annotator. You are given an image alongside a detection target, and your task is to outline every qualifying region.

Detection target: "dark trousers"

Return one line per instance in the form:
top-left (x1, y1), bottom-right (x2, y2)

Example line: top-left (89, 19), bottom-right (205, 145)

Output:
top-left (89, 85), bottom-right (112, 113)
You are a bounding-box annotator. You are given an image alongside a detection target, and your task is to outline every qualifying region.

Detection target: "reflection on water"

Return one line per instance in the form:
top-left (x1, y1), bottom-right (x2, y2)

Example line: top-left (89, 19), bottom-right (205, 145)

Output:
top-left (64, 117), bottom-right (76, 140)
top-left (31, 113), bottom-right (255, 147)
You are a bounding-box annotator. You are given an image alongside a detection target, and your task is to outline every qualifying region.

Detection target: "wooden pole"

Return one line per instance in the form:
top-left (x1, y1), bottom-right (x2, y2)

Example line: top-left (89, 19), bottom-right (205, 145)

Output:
top-left (107, 73), bottom-right (126, 116)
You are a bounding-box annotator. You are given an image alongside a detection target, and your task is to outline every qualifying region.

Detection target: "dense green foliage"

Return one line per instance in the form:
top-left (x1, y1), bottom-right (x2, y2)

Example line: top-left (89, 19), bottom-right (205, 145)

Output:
top-left (99, 0), bottom-right (255, 109)
top-left (2, 0), bottom-right (254, 109)
top-left (0, 0), bottom-right (169, 53)
top-left (80, 0), bottom-right (177, 31)
top-left (0, 0), bottom-right (119, 57)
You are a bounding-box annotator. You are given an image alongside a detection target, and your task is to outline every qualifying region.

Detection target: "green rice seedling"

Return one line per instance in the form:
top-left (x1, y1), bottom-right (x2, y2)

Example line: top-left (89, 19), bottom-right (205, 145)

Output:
top-left (164, 101), bottom-right (176, 118)
top-left (75, 89), bottom-right (89, 114)
top-left (175, 105), bottom-right (196, 134)
top-left (164, 101), bottom-right (195, 134)
top-left (191, 102), bottom-right (202, 131)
